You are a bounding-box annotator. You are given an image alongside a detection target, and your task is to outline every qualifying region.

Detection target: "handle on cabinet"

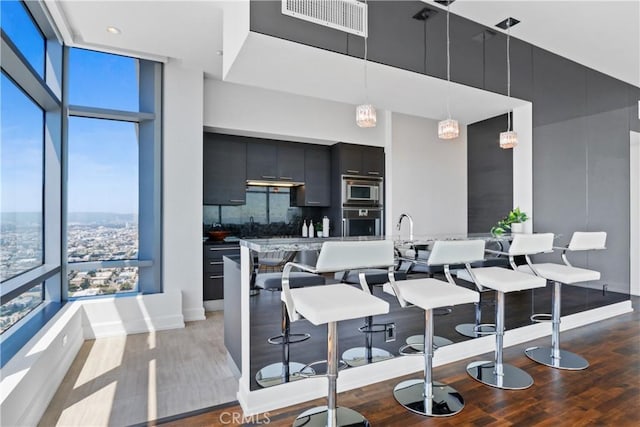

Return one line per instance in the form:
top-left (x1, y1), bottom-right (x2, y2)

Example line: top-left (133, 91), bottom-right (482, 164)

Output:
top-left (307, 201), bottom-right (320, 205)
top-left (342, 218), bottom-right (346, 236)
top-left (208, 275), bottom-right (224, 280)
top-left (279, 176), bottom-right (292, 180)
top-left (261, 175), bottom-right (276, 179)
top-left (346, 169), bottom-right (360, 174)
top-left (229, 199), bottom-right (244, 203)
top-left (367, 171), bottom-right (380, 175)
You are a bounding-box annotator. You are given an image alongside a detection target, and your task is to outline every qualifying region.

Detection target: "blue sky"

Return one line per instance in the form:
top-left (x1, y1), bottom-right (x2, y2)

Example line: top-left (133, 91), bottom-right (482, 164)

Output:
top-left (2, 0), bottom-right (141, 215)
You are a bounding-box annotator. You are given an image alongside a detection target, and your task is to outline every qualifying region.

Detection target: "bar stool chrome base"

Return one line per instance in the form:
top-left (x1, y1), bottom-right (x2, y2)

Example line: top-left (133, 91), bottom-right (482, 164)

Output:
top-left (342, 347), bottom-right (394, 367)
top-left (406, 334), bottom-right (453, 351)
top-left (525, 346), bottom-right (589, 370)
top-left (293, 406), bottom-right (370, 427)
top-left (455, 323), bottom-right (495, 338)
top-left (466, 360), bottom-right (533, 390)
top-left (393, 379), bottom-right (464, 417)
top-left (255, 362), bottom-right (315, 388)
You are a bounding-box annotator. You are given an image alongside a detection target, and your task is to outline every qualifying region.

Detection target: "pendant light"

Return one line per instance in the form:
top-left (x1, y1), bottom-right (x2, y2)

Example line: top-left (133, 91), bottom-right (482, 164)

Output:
top-left (498, 17), bottom-right (519, 149)
top-left (438, 1), bottom-right (459, 140)
top-left (356, 0), bottom-right (376, 128)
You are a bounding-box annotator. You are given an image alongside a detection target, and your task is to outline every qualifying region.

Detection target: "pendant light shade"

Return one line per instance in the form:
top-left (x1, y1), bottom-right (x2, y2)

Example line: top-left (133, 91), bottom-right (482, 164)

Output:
top-left (499, 130), bottom-right (518, 149)
top-left (356, 104), bottom-right (377, 128)
top-left (438, 118), bottom-right (460, 139)
top-left (438, 1), bottom-right (458, 141)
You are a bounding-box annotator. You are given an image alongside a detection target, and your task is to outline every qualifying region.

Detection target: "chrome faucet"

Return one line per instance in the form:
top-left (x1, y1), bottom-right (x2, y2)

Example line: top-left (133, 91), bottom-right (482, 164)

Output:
top-left (396, 213), bottom-right (414, 242)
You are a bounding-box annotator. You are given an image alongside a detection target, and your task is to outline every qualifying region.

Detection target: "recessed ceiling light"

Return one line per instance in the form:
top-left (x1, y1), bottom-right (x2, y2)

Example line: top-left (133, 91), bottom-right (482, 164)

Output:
top-left (106, 26), bottom-right (121, 35)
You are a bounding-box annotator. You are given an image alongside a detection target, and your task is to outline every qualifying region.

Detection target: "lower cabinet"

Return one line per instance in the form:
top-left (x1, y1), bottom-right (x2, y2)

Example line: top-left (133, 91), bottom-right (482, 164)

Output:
top-left (203, 243), bottom-right (239, 300)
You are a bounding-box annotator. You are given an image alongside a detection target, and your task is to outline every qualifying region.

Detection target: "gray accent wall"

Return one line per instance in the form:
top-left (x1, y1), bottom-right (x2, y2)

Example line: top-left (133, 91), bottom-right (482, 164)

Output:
top-left (467, 114), bottom-right (513, 234)
top-left (249, 0), bottom-right (638, 294)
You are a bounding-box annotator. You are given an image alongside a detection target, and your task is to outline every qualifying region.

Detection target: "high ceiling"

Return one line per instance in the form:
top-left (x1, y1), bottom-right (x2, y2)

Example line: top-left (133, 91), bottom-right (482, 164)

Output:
top-left (47, 0), bottom-right (639, 88)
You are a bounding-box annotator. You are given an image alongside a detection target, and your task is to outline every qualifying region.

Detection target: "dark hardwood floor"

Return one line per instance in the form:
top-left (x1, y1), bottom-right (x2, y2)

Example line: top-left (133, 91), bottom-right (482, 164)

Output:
top-left (155, 298), bottom-right (639, 427)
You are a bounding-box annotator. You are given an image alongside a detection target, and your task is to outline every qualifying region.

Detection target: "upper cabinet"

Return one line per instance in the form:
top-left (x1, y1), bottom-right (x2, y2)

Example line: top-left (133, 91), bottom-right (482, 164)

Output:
top-left (203, 133), bottom-right (247, 205)
top-left (292, 145), bottom-right (331, 207)
top-left (332, 143), bottom-right (384, 177)
top-left (247, 140), bottom-right (305, 182)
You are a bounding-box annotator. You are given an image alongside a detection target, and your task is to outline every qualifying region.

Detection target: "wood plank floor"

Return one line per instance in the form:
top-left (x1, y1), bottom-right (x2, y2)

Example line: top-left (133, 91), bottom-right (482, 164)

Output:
top-left (156, 299), bottom-right (640, 427)
top-left (39, 312), bottom-right (238, 427)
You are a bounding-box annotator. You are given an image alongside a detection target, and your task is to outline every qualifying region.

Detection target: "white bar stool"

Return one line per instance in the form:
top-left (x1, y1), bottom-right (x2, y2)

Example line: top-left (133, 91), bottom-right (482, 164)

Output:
top-left (460, 233), bottom-right (552, 390)
top-left (385, 240), bottom-right (482, 417)
top-left (281, 240), bottom-right (392, 427)
top-left (519, 231), bottom-right (606, 370)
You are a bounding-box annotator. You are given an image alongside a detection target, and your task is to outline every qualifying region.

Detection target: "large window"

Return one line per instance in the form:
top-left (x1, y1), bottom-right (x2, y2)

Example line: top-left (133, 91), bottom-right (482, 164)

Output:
top-left (0, 1), bottom-right (160, 360)
top-left (0, 73), bottom-right (44, 282)
top-left (0, 0), bottom-right (60, 340)
top-left (65, 48), bottom-right (161, 298)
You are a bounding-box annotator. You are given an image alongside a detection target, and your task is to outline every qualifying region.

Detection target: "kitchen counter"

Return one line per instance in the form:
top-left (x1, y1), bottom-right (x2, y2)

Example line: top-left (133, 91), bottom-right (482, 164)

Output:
top-left (239, 232), bottom-right (508, 253)
top-left (239, 235), bottom-right (385, 253)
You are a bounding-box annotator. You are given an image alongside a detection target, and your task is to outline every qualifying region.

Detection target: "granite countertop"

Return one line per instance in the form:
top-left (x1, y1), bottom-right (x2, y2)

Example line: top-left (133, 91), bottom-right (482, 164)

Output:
top-left (239, 233), bottom-right (510, 253)
top-left (239, 235), bottom-right (387, 252)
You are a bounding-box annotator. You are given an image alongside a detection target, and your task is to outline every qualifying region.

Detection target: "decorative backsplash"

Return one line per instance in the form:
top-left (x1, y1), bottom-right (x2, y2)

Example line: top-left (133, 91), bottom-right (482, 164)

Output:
top-left (203, 186), bottom-right (325, 238)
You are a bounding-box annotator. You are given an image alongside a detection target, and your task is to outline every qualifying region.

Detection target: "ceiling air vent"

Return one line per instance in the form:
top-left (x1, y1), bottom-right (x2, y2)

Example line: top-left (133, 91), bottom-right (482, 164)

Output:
top-left (281, 0), bottom-right (368, 37)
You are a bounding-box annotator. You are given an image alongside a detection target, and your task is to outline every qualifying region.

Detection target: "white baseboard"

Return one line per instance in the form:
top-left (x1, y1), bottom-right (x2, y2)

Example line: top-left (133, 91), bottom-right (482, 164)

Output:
top-left (238, 300), bottom-right (633, 416)
top-left (83, 314), bottom-right (185, 339)
top-left (183, 306), bottom-right (206, 322)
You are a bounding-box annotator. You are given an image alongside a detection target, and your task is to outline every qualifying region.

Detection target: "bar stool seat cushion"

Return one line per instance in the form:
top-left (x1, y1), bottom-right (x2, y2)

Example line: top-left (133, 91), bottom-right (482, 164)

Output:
top-left (517, 263), bottom-right (600, 284)
top-left (286, 284), bottom-right (389, 326)
top-left (256, 272), bottom-right (326, 290)
top-left (460, 267), bottom-right (546, 293)
top-left (343, 269), bottom-right (407, 285)
top-left (387, 278), bottom-right (479, 310)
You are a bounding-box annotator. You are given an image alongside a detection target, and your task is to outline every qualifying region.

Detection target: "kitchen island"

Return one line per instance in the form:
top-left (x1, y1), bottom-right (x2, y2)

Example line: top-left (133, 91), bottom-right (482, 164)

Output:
top-left (232, 235), bottom-right (632, 416)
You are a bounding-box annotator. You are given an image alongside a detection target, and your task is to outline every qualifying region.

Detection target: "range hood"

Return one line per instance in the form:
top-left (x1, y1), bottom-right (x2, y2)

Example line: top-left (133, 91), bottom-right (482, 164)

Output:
top-left (246, 179), bottom-right (305, 188)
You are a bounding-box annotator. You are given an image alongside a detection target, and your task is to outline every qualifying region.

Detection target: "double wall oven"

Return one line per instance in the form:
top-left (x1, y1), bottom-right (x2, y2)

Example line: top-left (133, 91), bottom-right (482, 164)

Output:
top-left (341, 176), bottom-right (383, 237)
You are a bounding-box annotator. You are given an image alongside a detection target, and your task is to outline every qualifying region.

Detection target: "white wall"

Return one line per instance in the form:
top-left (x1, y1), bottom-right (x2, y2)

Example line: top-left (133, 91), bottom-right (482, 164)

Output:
top-left (203, 79), bottom-right (386, 146)
top-left (513, 104), bottom-right (534, 232)
top-left (387, 113), bottom-right (468, 238)
top-left (163, 60), bottom-right (205, 321)
top-left (631, 131), bottom-right (640, 296)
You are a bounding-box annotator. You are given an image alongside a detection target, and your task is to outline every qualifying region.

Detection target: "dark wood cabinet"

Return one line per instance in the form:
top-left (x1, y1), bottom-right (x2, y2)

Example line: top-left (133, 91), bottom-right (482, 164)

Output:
top-left (332, 142), bottom-right (384, 177)
top-left (203, 133), bottom-right (247, 205)
top-left (277, 142), bottom-right (305, 182)
top-left (247, 141), bottom-right (278, 180)
top-left (247, 140), bottom-right (305, 182)
top-left (292, 145), bottom-right (331, 206)
top-left (203, 243), bottom-right (239, 300)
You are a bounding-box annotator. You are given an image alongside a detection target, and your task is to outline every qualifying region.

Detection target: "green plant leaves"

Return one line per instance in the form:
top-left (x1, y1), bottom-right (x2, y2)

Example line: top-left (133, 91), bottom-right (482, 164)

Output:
top-left (490, 207), bottom-right (528, 236)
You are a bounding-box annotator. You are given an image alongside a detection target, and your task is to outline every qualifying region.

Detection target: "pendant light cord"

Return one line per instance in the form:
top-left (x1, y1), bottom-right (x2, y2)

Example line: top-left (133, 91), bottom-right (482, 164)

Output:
top-left (446, 2), bottom-right (452, 120)
top-left (363, 0), bottom-right (369, 103)
top-left (506, 22), bottom-right (512, 132)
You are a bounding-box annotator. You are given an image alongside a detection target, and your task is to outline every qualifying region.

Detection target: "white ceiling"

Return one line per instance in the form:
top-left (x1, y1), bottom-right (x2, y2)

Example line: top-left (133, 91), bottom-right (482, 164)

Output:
top-left (47, 0), bottom-right (639, 120)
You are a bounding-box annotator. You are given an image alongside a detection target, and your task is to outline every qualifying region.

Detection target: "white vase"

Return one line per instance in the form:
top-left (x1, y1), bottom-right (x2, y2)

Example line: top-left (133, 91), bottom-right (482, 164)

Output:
top-left (510, 222), bottom-right (525, 233)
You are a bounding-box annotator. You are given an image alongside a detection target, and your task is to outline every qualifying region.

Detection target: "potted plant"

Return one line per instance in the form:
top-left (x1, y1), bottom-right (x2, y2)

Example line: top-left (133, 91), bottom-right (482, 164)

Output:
top-left (491, 207), bottom-right (529, 236)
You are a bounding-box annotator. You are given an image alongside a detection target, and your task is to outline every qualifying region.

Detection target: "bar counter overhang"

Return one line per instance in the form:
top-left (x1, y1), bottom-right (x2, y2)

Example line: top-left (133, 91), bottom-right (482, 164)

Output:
top-left (234, 236), bottom-right (632, 415)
